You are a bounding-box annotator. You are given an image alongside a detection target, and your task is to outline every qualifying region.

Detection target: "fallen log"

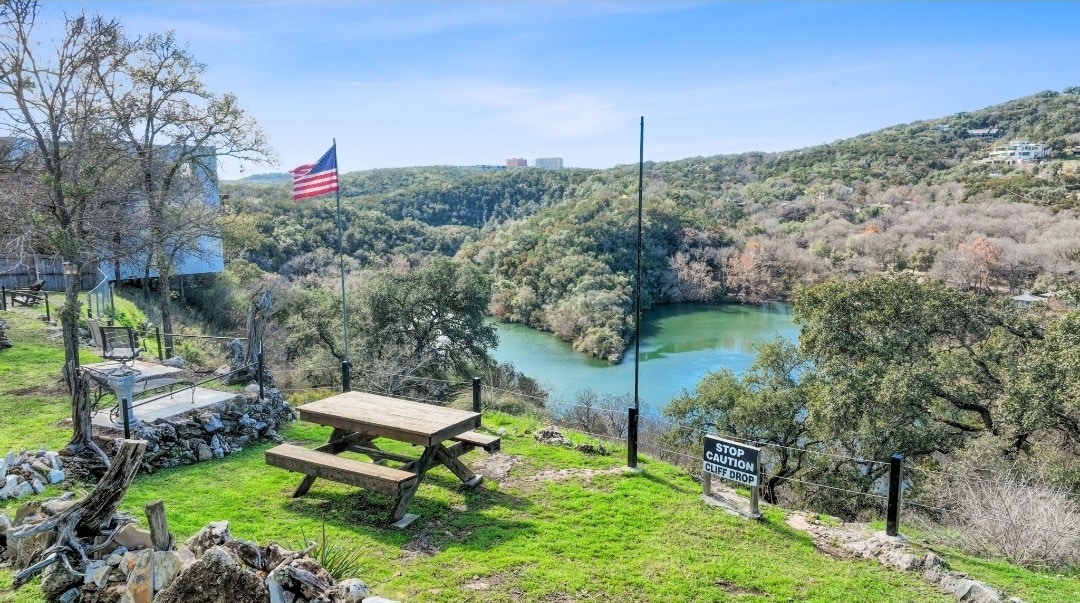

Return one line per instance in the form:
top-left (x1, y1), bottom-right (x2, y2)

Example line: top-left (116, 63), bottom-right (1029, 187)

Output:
top-left (11, 439), bottom-right (146, 588)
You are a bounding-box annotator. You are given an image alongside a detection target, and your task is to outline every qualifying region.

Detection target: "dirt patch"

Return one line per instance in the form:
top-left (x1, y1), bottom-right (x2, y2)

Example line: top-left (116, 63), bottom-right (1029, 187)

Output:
top-left (715, 578), bottom-right (766, 596)
top-left (786, 512), bottom-right (869, 559)
top-left (402, 520), bottom-right (443, 561)
top-left (500, 467), bottom-right (626, 489)
top-left (462, 572), bottom-right (509, 591)
top-left (469, 452), bottom-right (519, 480)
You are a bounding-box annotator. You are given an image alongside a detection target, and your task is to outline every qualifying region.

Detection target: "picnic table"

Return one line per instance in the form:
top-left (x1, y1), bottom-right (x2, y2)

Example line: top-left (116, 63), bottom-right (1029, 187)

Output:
top-left (266, 391), bottom-right (500, 528)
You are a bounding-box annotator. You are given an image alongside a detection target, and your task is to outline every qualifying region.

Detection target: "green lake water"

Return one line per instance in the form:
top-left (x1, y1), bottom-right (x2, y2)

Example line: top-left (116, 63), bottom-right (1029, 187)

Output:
top-left (491, 303), bottom-right (798, 411)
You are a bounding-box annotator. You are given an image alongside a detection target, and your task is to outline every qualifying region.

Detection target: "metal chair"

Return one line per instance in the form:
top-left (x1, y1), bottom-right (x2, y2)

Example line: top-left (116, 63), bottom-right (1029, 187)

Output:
top-left (87, 319), bottom-right (142, 368)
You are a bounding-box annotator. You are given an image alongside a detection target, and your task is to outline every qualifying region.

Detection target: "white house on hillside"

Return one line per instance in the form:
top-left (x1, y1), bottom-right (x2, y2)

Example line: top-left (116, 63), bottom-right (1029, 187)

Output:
top-left (987, 140), bottom-right (1050, 163)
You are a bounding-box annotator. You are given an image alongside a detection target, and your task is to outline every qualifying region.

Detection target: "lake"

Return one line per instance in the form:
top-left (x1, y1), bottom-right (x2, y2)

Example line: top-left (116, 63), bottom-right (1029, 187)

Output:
top-left (491, 303), bottom-right (799, 411)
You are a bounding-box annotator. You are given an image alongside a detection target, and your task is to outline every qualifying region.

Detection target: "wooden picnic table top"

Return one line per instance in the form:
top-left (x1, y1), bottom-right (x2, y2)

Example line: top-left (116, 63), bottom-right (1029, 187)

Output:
top-left (299, 391), bottom-right (480, 448)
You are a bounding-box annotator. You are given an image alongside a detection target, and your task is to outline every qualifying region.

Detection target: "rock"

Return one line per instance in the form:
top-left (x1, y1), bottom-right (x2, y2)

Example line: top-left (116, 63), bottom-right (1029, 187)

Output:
top-left (195, 443), bottom-right (213, 462)
top-left (14, 481), bottom-right (33, 498)
top-left (332, 578), bottom-right (373, 602)
top-left (85, 583), bottom-right (128, 603)
top-left (40, 559), bottom-right (83, 597)
top-left (163, 356), bottom-right (185, 368)
top-left (1, 474), bottom-right (18, 498)
top-left (5, 451), bottom-right (15, 466)
top-left (9, 527), bottom-right (54, 568)
top-left (119, 551), bottom-right (140, 576)
top-left (185, 521), bottom-right (233, 557)
top-left (113, 523), bottom-right (154, 551)
top-left (957, 581), bottom-right (1004, 603)
top-left (42, 498), bottom-right (77, 516)
top-left (882, 550), bottom-right (921, 571)
top-left (47, 468), bottom-right (66, 484)
top-left (58, 587), bottom-right (80, 603)
top-left (84, 561), bottom-right (113, 588)
top-left (154, 545), bottom-right (268, 603)
top-left (267, 575), bottom-right (287, 603)
top-left (31, 460), bottom-right (51, 474)
top-left (121, 552), bottom-right (153, 603)
top-left (575, 443), bottom-right (608, 456)
top-left (152, 550), bottom-right (184, 592)
top-left (534, 426), bottom-right (572, 447)
top-left (30, 479), bottom-right (46, 495)
top-left (199, 413), bottom-right (224, 433)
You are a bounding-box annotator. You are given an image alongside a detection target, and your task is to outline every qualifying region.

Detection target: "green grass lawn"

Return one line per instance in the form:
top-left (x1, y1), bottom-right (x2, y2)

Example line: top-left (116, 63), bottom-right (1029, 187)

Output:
top-left (1, 307), bottom-right (1076, 602)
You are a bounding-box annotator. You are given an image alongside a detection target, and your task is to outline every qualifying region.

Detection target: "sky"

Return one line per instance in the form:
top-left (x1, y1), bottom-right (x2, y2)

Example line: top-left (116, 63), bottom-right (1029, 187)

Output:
top-left (50, 1), bottom-right (1080, 180)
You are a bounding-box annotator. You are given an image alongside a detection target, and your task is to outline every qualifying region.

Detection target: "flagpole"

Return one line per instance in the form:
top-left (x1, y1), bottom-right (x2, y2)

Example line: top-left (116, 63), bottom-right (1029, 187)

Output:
top-left (333, 139), bottom-right (351, 392)
top-left (629, 116), bottom-right (644, 469)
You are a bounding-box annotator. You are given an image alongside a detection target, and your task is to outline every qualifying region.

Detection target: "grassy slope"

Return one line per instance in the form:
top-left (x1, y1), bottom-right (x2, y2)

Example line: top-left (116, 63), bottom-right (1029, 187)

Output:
top-left (1, 308), bottom-right (1077, 602)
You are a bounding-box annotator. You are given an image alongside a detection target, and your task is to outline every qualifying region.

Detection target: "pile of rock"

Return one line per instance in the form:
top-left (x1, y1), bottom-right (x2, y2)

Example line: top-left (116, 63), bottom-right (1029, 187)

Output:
top-left (3, 508), bottom-right (398, 603)
top-left (0, 448), bottom-right (65, 501)
top-left (0, 317), bottom-right (12, 348)
top-left (92, 385), bottom-right (294, 474)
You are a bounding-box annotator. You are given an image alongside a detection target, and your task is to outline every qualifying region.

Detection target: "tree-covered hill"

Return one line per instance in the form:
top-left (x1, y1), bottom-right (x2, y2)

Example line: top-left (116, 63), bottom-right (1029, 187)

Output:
top-left (224, 88), bottom-right (1080, 361)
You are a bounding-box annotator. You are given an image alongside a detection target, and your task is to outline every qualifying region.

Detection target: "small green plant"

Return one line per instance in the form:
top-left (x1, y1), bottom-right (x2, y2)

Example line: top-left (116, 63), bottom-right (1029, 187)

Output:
top-left (174, 338), bottom-right (208, 367)
top-left (299, 523), bottom-right (363, 581)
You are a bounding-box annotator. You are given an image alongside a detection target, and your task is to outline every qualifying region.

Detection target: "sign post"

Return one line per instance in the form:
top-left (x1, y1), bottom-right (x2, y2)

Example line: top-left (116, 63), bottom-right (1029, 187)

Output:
top-left (703, 435), bottom-right (761, 518)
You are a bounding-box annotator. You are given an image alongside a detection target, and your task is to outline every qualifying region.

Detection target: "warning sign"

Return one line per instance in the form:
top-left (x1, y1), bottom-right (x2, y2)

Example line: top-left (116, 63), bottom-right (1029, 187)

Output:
top-left (703, 435), bottom-right (759, 486)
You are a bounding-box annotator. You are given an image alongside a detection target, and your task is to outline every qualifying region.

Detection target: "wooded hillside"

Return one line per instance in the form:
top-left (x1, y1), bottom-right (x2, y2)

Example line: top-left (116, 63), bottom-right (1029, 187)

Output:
top-left (223, 88), bottom-right (1080, 361)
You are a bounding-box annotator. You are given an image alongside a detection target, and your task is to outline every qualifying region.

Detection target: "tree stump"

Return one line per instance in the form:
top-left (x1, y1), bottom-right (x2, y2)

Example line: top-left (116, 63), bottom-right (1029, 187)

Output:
top-left (11, 439), bottom-right (147, 587)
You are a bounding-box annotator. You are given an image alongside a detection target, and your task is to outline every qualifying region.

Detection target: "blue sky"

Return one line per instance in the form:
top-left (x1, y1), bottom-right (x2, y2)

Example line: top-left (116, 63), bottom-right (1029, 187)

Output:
top-left (54, 2), bottom-right (1080, 179)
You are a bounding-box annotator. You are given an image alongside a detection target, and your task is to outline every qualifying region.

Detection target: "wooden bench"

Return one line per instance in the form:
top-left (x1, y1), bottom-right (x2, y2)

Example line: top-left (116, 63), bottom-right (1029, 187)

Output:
top-left (265, 444), bottom-right (418, 497)
top-left (450, 430), bottom-right (501, 453)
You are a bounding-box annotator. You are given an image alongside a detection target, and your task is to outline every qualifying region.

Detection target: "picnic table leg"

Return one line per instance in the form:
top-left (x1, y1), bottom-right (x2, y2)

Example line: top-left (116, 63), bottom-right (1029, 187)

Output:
top-left (293, 428), bottom-right (355, 497)
top-left (389, 444), bottom-right (440, 527)
top-left (435, 445), bottom-right (483, 488)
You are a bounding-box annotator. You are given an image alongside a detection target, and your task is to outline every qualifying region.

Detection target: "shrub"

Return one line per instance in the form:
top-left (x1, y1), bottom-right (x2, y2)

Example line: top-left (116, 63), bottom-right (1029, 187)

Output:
top-left (941, 476), bottom-right (1080, 570)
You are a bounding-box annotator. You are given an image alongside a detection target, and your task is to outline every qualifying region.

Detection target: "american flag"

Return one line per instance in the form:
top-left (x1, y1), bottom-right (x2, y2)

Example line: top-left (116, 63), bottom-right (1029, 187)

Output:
top-left (291, 145), bottom-right (338, 200)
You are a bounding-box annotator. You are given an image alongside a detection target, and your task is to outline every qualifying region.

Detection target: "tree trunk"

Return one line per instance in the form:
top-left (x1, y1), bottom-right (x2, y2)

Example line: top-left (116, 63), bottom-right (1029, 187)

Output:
top-left (12, 439), bottom-right (147, 587)
top-left (64, 362), bottom-right (111, 470)
top-left (60, 258), bottom-right (82, 393)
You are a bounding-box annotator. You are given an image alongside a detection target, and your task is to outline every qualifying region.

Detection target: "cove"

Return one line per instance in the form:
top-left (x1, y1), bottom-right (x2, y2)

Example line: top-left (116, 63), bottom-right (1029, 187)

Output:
top-left (491, 303), bottom-right (799, 411)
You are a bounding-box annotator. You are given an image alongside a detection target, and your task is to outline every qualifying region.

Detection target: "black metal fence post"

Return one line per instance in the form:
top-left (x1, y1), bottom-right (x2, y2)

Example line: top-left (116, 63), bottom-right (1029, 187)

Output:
top-left (341, 360), bottom-right (351, 392)
top-left (257, 351), bottom-right (265, 401)
top-left (154, 327), bottom-right (164, 360)
top-left (627, 407), bottom-right (639, 469)
top-left (886, 453), bottom-right (904, 537)
top-left (472, 376), bottom-right (481, 413)
top-left (121, 397), bottom-right (132, 440)
top-left (43, 292), bottom-right (50, 323)
top-left (1, 286), bottom-right (6, 311)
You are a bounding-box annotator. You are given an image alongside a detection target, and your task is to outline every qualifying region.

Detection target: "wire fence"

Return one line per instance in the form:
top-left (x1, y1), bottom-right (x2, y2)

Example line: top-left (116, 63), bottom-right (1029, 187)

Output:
top-left (267, 365), bottom-right (1080, 547)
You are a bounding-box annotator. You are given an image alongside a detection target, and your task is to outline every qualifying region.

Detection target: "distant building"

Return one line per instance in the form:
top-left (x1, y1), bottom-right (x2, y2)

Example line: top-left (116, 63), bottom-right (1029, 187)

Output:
top-left (535, 157), bottom-right (564, 170)
top-left (506, 158), bottom-right (527, 167)
top-left (967, 128), bottom-right (1002, 139)
top-left (987, 140), bottom-right (1050, 163)
top-left (1012, 292), bottom-right (1046, 308)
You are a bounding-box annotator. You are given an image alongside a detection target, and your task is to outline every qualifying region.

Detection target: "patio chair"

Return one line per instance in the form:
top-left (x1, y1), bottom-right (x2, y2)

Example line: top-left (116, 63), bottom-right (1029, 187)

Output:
top-left (87, 319), bottom-right (142, 367)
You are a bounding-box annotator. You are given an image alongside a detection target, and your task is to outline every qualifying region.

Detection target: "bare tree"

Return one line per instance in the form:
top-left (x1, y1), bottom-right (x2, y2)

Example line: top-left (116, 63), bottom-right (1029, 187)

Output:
top-left (95, 31), bottom-right (274, 356)
top-left (0, 0), bottom-right (134, 374)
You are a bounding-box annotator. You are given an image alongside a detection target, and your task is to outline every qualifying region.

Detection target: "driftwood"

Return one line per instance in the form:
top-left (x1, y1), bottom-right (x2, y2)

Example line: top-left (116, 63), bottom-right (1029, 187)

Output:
top-left (12, 439), bottom-right (147, 587)
top-left (146, 500), bottom-right (173, 551)
top-left (63, 361), bottom-right (111, 470)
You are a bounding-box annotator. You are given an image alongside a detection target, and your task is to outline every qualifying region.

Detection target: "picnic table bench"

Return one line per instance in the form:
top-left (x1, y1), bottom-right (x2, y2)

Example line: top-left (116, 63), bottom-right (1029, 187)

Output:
top-left (266, 391), bottom-right (501, 528)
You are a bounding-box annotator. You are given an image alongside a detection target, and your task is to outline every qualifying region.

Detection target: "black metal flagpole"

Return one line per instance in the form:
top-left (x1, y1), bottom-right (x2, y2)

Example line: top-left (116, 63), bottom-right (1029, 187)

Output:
top-left (333, 139), bottom-right (351, 391)
top-left (629, 116), bottom-right (644, 469)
